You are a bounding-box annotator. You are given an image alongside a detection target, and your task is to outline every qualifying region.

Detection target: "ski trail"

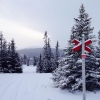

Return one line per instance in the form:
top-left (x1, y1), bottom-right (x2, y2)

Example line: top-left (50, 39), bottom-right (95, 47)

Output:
top-left (0, 75), bottom-right (19, 89)
top-left (31, 82), bottom-right (39, 100)
top-left (0, 74), bottom-right (40, 100)
top-left (0, 75), bottom-right (20, 99)
top-left (0, 74), bottom-right (23, 100)
top-left (14, 75), bottom-right (29, 100)
top-left (0, 66), bottom-right (52, 100)
top-left (14, 76), bottom-right (26, 100)
top-left (13, 74), bottom-right (39, 100)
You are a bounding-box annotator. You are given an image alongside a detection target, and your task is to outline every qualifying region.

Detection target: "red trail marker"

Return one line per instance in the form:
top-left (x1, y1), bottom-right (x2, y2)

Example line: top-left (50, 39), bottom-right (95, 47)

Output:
top-left (72, 39), bottom-right (92, 52)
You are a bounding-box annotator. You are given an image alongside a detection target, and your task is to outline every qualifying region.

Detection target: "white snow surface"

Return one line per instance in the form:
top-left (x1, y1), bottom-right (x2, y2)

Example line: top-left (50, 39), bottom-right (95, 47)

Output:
top-left (0, 65), bottom-right (100, 100)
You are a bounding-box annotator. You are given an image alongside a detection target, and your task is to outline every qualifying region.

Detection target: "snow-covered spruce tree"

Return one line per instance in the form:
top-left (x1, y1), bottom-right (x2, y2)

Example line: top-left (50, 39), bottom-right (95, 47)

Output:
top-left (52, 26), bottom-right (77, 90)
top-left (98, 30), bottom-right (100, 48)
top-left (20, 56), bottom-right (23, 66)
top-left (27, 57), bottom-right (30, 66)
top-left (36, 53), bottom-right (43, 73)
top-left (9, 39), bottom-right (16, 72)
top-left (0, 33), bottom-right (4, 72)
top-left (1, 40), bottom-right (9, 73)
top-left (47, 38), bottom-right (55, 72)
top-left (55, 41), bottom-right (60, 68)
top-left (42, 31), bottom-right (55, 73)
top-left (23, 54), bottom-right (27, 65)
top-left (33, 56), bottom-right (37, 66)
top-left (52, 4), bottom-right (99, 92)
top-left (14, 52), bottom-right (22, 73)
top-left (7, 43), bottom-right (12, 73)
top-left (94, 30), bottom-right (100, 67)
top-left (42, 31), bottom-right (48, 72)
top-left (10, 39), bottom-right (22, 73)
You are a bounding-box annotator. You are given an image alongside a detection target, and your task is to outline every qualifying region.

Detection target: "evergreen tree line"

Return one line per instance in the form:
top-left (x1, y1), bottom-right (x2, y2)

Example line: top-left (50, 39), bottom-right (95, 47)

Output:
top-left (0, 32), bottom-right (22, 73)
top-left (20, 54), bottom-right (38, 66)
top-left (52, 4), bottom-right (100, 92)
top-left (36, 31), bottom-right (60, 73)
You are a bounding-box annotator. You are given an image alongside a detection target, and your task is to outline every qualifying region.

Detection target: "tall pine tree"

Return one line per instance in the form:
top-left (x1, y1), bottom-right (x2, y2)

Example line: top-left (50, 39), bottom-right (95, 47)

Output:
top-left (55, 41), bottom-right (60, 68)
top-left (36, 53), bottom-right (43, 73)
top-left (42, 31), bottom-right (49, 72)
top-left (94, 30), bottom-right (100, 68)
top-left (52, 4), bottom-right (99, 92)
top-left (7, 43), bottom-right (12, 73)
top-left (10, 39), bottom-right (22, 73)
top-left (42, 31), bottom-right (55, 73)
top-left (0, 32), bottom-right (4, 72)
top-left (98, 30), bottom-right (100, 48)
top-left (2, 40), bottom-right (8, 73)
top-left (47, 38), bottom-right (55, 72)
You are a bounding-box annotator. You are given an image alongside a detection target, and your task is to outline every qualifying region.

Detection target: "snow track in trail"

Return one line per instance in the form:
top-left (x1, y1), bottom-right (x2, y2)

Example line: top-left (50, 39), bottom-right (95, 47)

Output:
top-left (0, 75), bottom-right (19, 90)
top-left (0, 66), bottom-right (52, 100)
top-left (0, 75), bottom-right (24, 100)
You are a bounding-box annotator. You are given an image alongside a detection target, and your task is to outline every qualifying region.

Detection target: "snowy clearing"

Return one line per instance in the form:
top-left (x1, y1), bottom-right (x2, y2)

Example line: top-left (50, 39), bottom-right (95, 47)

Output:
top-left (0, 65), bottom-right (100, 100)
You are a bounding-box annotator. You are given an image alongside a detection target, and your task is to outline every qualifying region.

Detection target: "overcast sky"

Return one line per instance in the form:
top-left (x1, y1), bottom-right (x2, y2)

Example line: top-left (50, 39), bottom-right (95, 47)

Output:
top-left (0, 0), bottom-right (100, 50)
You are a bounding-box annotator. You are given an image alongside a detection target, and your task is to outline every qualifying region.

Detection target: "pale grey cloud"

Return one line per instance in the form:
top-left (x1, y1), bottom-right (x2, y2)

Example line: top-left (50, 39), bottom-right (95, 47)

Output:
top-left (0, 0), bottom-right (100, 49)
top-left (0, 18), bottom-right (44, 49)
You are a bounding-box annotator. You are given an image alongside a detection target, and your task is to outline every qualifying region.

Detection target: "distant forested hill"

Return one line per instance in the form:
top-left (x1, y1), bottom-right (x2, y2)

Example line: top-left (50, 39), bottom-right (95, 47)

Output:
top-left (18, 48), bottom-right (64, 58)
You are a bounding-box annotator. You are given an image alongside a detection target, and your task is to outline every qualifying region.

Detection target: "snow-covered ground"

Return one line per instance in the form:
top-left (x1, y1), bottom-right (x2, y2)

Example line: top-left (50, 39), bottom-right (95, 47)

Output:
top-left (0, 65), bottom-right (100, 100)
